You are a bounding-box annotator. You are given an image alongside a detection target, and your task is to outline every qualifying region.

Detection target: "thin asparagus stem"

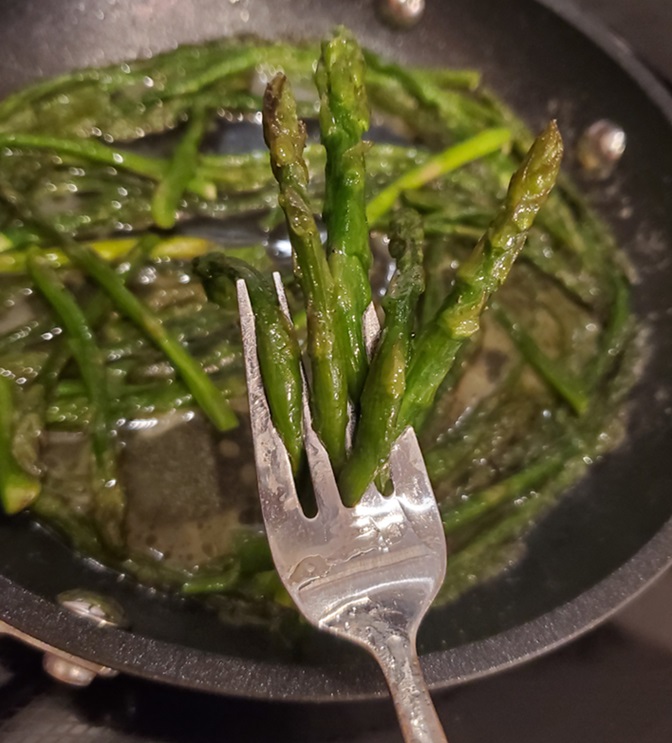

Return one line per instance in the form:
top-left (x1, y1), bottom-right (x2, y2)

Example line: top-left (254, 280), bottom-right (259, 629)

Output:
top-left (27, 251), bottom-right (126, 548)
top-left (440, 450), bottom-right (567, 534)
top-left (316, 28), bottom-right (372, 400)
top-left (0, 133), bottom-right (214, 199)
top-left (194, 253), bottom-right (304, 472)
top-left (339, 209), bottom-right (425, 504)
top-left (494, 305), bottom-right (589, 415)
top-left (366, 127), bottom-right (512, 225)
top-left (0, 375), bottom-right (41, 514)
top-left (152, 107), bottom-right (212, 229)
top-left (263, 72), bottom-right (349, 468)
top-left (56, 237), bottom-right (238, 432)
top-left (399, 121), bottom-right (564, 430)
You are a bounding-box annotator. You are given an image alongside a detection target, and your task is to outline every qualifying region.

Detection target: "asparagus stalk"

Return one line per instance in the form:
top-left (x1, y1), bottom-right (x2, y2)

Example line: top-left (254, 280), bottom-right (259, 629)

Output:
top-left (55, 237), bottom-right (238, 432)
top-left (366, 127), bottom-right (512, 225)
top-left (0, 133), bottom-right (214, 200)
top-left (0, 376), bottom-right (41, 514)
top-left (440, 450), bottom-right (567, 534)
top-left (46, 379), bottom-right (233, 427)
top-left (339, 209), bottom-right (425, 504)
top-left (398, 121), bottom-right (564, 430)
top-left (194, 253), bottom-right (304, 472)
top-left (0, 236), bottom-right (271, 276)
top-left (586, 273), bottom-right (632, 389)
top-left (152, 106), bottom-right (212, 229)
top-left (25, 236), bottom-right (157, 538)
top-left (494, 305), bottom-right (589, 415)
top-left (316, 28), bottom-right (372, 400)
top-left (27, 252), bottom-right (126, 547)
top-left (262, 73), bottom-right (349, 468)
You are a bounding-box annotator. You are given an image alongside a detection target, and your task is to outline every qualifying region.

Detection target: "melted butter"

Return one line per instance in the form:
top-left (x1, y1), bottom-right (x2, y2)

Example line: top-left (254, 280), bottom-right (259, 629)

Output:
top-left (122, 412), bottom-right (258, 570)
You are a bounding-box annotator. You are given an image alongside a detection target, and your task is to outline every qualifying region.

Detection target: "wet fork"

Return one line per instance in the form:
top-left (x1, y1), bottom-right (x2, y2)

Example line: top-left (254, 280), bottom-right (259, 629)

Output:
top-left (237, 276), bottom-right (448, 743)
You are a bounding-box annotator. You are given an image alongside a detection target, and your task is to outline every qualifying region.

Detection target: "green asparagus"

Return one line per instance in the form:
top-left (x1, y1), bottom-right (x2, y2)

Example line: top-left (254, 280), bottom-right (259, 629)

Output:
top-left (27, 251), bottom-right (126, 548)
top-left (339, 209), bottom-right (425, 503)
top-left (398, 121), bottom-right (564, 430)
top-left (194, 253), bottom-right (304, 472)
top-left (57, 237), bottom-right (238, 432)
top-left (366, 127), bottom-right (512, 225)
top-left (0, 375), bottom-right (41, 514)
top-left (152, 106), bottom-right (212, 229)
top-left (316, 28), bottom-right (372, 400)
top-left (0, 33), bottom-right (636, 618)
top-left (263, 73), bottom-right (349, 468)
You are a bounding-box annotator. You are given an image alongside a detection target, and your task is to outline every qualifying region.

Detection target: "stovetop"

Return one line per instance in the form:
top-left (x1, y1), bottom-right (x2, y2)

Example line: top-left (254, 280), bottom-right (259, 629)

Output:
top-left (2, 2), bottom-right (672, 741)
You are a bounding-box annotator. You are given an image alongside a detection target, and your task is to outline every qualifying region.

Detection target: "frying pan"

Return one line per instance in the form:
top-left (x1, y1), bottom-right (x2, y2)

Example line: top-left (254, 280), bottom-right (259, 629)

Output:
top-left (1, 0), bottom-right (672, 702)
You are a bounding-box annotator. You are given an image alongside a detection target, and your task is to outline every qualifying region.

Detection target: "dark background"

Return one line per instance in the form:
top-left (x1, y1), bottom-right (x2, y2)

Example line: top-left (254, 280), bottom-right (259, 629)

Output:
top-left (2, 1), bottom-right (672, 741)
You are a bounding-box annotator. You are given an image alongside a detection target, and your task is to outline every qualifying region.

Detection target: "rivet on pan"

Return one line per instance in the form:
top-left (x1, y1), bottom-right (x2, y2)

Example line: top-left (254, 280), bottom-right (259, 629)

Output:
top-left (378, 0), bottom-right (425, 29)
top-left (57, 589), bottom-right (128, 629)
top-left (576, 119), bottom-right (626, 178)
top-left (42, 654), bottom-right (99, 687)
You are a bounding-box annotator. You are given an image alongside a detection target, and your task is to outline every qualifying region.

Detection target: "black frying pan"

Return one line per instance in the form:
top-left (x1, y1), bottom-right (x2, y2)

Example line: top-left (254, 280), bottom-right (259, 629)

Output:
top-left (1, 0), bottom-right (672, 702)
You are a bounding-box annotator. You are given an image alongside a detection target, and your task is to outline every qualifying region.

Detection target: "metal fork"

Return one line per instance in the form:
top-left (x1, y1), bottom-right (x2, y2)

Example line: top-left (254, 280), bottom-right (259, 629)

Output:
top-left (236, 276), bottom-right (448, 743)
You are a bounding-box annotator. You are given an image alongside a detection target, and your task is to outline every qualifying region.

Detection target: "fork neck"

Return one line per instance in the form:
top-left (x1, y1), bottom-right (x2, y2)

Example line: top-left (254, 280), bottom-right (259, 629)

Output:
top-left (368, 628), bottom-right (449, 743)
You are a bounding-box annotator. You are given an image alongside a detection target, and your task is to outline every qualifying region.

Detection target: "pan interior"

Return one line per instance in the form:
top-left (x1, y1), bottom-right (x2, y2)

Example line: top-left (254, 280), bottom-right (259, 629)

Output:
top-left (0, 0), bottom-right (671, 699)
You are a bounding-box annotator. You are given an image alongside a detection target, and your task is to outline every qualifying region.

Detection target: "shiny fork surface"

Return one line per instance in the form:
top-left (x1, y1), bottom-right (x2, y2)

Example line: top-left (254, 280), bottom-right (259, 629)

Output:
top-left (237, 277), bottom-right (448, 743)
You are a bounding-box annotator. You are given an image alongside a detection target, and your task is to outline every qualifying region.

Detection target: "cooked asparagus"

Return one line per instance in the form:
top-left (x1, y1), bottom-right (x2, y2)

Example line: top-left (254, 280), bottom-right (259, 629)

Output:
top-left (316, 28), bottom-right (372, 400)
top-left (0, 33), bottom-right (635, 614)
top-left (339, 209), bottom-right (425, 503)
top-left (399, 121), bottom-right (564, 430)
top-left (195, 253), bottom-right (304, 472)
top-left (263, 72), bottom-right (349, 468)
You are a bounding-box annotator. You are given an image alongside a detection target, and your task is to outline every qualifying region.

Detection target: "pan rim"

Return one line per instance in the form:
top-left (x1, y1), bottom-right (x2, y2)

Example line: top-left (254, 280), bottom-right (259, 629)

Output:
top-left (2, 514), bottom-right (672, 702)
top-left (2, 0), bottom-right (672, 702)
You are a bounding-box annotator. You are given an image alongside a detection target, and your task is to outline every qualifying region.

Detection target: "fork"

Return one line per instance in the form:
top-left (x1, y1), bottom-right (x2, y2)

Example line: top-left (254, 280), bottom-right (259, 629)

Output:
top-left (236, 275), bottom-right (449, 743)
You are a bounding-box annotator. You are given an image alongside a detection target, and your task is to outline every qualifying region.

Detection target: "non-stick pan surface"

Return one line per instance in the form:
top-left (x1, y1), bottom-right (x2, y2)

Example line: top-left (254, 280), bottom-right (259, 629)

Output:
top-left (1, 0), bottom-right (672, 701)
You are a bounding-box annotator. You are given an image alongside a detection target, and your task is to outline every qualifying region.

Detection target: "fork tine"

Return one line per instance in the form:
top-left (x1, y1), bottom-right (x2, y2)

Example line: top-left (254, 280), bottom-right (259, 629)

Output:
top-left (302, 411), bottom-right (345, 517)
top-left (362, 301), bottom-right (381, 359)
top-left (388, 426), bottom-right (436, 510)
top-left (236, 279), bottom-right (307, 531)
top-left (271, 273), bottom-right (344, 517)
top-left (271, 271), bottom-right (292, 318)
top-left (343, 301), bottom-right (381, 450)
top-left (388, 427), bottom-right (446, 561)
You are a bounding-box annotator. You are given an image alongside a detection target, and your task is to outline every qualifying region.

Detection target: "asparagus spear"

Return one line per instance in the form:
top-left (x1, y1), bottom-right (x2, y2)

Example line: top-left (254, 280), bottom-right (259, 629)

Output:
top-left (27, 251), bottom-right (126, 548)
top-left (315, 28), bottom-right (372, 400)
top-left (494, 305), bottom-right (589, 415)
top-left (398, 121), bottom-right (564, 430)
top-left (263, 73), bottom-right (349, 468)
top-left (0, 376), bottom-right (41, 514)
top-left (366, 127), bottom-right (512, 225)
top-left (440, 450), bottom-right (567, 535)
top-left (339, 209), bottom-right (425, 504)
top-left (586, 273), bottom-right (632, 389)
top-left (0, 236), bottom-right (271, 277)
top-left (23, 236), bottom-right (156, 539)
top-left (152, 106), bottom-right (211, 229)
top-left (37, 234), bottom-right (238, 432)
top-left (0, 133), bottom-right (214, 200)
top-left (194, 253), bottom-right (304, 472)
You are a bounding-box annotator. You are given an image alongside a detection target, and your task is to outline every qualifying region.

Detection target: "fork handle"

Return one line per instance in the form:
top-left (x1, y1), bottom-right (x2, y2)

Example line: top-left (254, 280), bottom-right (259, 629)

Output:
top-left (372, 630), bottom-right (448, 743)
